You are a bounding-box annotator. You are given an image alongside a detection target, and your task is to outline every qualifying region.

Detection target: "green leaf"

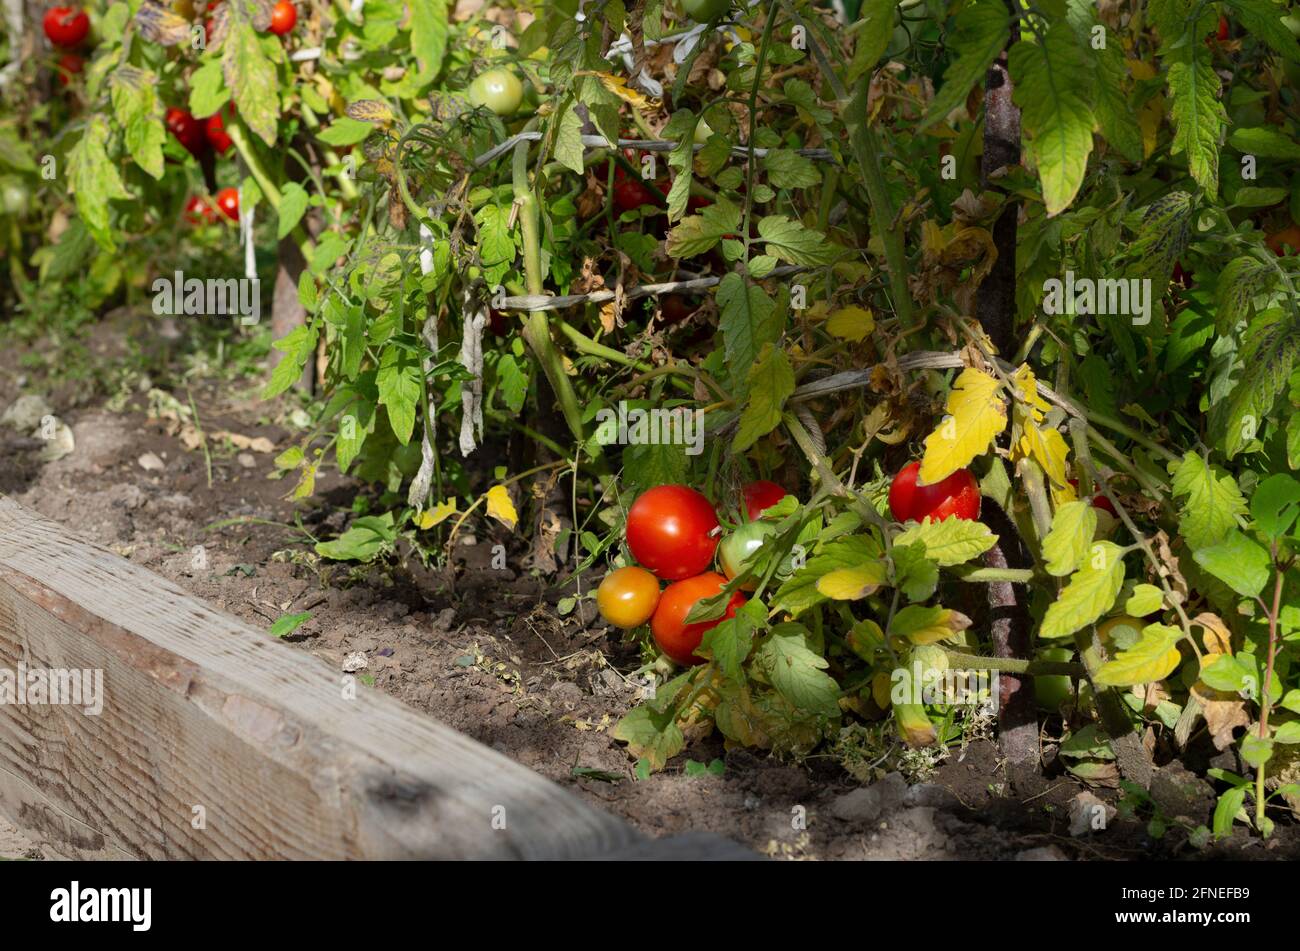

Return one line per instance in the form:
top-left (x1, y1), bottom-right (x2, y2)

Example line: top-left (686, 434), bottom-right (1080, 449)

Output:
top-left (377, 344), bottom-right (422, 445)
top-left (893, 518), bottom-right (998, 567)
top-left (408, 0), bottom-right (449, 86)
top-left (1212, 785), bottom-right (1247, 838)
top-left (277, 182), bottom-right (309, 240)
top-left (268, 611), bottom-right (312, 637)
top-left (553, 101), bottom-right (586, 175)
top-left (1162, 12), bottom-right (1226, 195)
top-left (1042, 499), bottom-right (1098, 577)
top-left (67, 116), bottom-right (132, 252)
top-left (1240, 733), bottom-right (1273, 768)
top-left (1095, 623), bottom-right (1184, 686)
top-left (315, 513), bottom-right (397, 562)
top-left (700, 601), bottom-right (763, 681)
top-left (1093, 29), bottom-right (1143, 163)
top-left (187, 58), bottom-right (228, 120)
top-left (756, 215), bottom-right (842, 266)
top-left (752, 627), bottom-right (841, 718)
top-left (222, 16), bottom-right (279, 146)
top-left (1222, 0), bottom-right (1300, 62)
top-left (612, 705), bottom-right (684, 772)
top-left (1008, 22), bottom-right (1096, 215)
top-left (1250, 473), bottom-right (1300, 542)
top-left (847, 0), bottom-right (900, 83)
top-left (496, 353), bottom-right (528, 414)
top-left (717, 272), bottom-right (783, 392)
top-left (772, 535), bottom-right (883, 616)
top-left (1275, 721), bottom-right (1300, 744)
top-left (920, 0), bottom-right (1009, 131)
top-left (1227, 126), bottom-right (1300, 159)
top-left (1193, 530), bottom-right (1271, 598)
top-left (733, 345), bottom-right (794, 452)
top-left (1040, 541), bottom-right (1126, 639)
top-left (1211, 308), bottom-right (1300, 458)
top-left (763, 149), bottom-right (820, 189)
top-left (1215, 256), bottom-right (1275, 333)
top-left (666, 198), bottom-right (741, 258)
top-left (261, 325), bottom-right (318, 399)
top-left (1125, 583), bottom-right (1165, 617)
top-left (891, 543), bottom-right (939, 602)
top-left (1170, 452), bottom-right (1248, 549)
top-left (109, 66), bottom-right (166, 179)
top-left (318, 117), bottom-right (374, 147)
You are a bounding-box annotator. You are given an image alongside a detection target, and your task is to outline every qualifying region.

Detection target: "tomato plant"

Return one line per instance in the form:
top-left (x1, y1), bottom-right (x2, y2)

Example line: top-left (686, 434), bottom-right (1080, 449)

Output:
top-left (9, 0), bottom-right (1300, 844)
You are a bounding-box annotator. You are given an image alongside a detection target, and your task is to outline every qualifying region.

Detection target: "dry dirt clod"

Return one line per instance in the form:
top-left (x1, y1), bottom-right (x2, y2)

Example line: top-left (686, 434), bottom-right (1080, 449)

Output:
top-left (138, 451), bottom-right (166, 471)
top-left (830, 772), bottom-right (907, 822)
top-left (1068, 791), bottom-right (1117, 837)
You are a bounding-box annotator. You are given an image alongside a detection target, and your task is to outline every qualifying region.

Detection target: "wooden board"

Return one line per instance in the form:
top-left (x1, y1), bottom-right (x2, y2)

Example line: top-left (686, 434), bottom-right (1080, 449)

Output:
top-left (0, 495), bottom-right (661, 860)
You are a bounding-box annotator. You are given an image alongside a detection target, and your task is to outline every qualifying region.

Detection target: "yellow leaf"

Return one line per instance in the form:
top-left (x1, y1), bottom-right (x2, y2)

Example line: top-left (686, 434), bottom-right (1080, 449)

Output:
top-left (1016, 421), bottom-right (1071, 488)
top-left (1095, 623), bottom-right (1184, 687)
top-left (416, 500), bottom-right (457, 529)
top-left (576, 70), bottom-right (658, 112)
top-left (870, 671), bottom-right (892, 710)
top-left (485, 485), bottom-right (518, 529)
top-left (1010, 364), bottom-right (1051, 422)
top-left (919, 367), bottom-right (1006, 483)
top-left (291, 462), bottom-right (318, 501)
top-left (816, 562), bottom-right (887, 600)
top-left (825, 305), bottom-right (874, 342)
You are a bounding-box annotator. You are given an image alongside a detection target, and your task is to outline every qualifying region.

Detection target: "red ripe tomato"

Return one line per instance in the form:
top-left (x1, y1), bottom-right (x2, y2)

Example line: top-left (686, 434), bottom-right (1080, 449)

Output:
top-left (596, 566), bottom-right (661, 628)
top-left (43, 7), bottom-right (90, 48)
top-left (183, 195), bottom-right (218, 225)
top-left (888, 462), bottom-right (981, 523)
top-left (488, 307), bottom-right (509, 336)
top-left (55, 52), bottom-right (83, 86)
top-left (742, 480), bottom-right (789, 520)
top-left (659, 294), bottom-right (698, 325)
top-left (205, 104), bottom-right (235, 154)
top-left (166, 107), bottom-right (210, 157)
top-left (626, 484), bottom-right (719, 581)
top-left (650, 572), bottom-right (745, 666)
top-left (687, 195), bottom-right (712, 214)
top-left (1217, 16), bottom-right (1230, 41)
top-left (1068, 478), bottom-right (1118, 517)
top-left (215, 186), bottom-right (239, 221)
top-left (612, 178), bottom-right (662, 213)
top-left (268, 0), bottom-right (296, 35)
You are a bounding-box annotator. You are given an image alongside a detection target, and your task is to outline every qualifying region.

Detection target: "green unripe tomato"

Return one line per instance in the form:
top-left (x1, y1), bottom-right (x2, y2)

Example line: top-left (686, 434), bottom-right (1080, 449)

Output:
top-left (1033, 647), bottom-right (1075, 712)
top-left (681, 0), bottom-right (729, 22)
top-left (1, 179), bottom-right (29, 216)
top-left (468, 69), bottom-right (524, 116)
top-left (718, 521), bottom-right (775, 590)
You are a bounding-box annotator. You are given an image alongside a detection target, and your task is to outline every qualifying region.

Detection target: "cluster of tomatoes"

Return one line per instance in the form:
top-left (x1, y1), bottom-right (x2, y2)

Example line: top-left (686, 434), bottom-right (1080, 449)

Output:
top-left (42, 6), bottom-right (90, 86)
top-left (596, 480), bottom-right (790, 666)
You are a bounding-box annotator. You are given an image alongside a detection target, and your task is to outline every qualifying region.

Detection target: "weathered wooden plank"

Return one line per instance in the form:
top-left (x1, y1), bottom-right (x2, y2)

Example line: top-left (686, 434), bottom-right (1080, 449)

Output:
top-left (0, 495), bottom-right (647, 860)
